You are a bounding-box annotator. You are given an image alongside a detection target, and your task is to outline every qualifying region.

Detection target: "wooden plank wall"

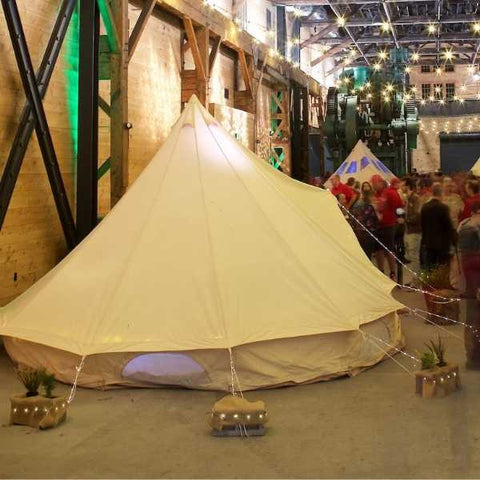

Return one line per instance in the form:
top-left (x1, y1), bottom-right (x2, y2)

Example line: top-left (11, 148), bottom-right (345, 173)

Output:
top-left (0, 1), bottom-right (185, 306)
top-left (0, 0), bottom-right (291, 307)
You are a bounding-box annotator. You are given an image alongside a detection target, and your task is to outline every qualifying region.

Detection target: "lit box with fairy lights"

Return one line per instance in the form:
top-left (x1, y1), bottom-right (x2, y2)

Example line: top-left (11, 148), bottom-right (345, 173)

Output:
top-left (207, 395), bottom-right (268, 437)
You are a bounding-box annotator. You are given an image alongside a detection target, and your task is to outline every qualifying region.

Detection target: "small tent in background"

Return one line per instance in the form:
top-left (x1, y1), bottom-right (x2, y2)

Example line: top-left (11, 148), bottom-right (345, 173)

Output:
top-left (0, 97), bottom-right (403, 391)
top-left (326, 140), bottom-right (397, 187)
top-left (471, 156), bottom-right (480, 177)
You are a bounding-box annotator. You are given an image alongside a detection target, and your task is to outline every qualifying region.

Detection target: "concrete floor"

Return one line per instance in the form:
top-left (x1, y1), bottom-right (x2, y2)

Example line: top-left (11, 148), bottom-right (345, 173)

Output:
top-left (0, 289), bottom-right (479, 479)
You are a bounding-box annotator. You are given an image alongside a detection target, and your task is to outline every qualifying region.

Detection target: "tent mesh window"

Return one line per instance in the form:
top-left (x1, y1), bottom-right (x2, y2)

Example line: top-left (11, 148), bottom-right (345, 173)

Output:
top-left (122, 353), bottom-right (207, 385)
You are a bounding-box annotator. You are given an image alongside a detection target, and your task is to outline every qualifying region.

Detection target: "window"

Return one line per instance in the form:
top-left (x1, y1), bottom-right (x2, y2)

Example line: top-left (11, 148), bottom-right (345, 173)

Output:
top-left (445, 64), bottom-right (454, 72)
top-left (446, 83), bottom-right (455, 100)
top-left (421, 84), bottom-right (431, 99)
top-left (434, 83), bottom-right (443, 100)
top-left (421, 65), bottom-right (431, 73)
top-left (266, 8), bottom-right (272, 32)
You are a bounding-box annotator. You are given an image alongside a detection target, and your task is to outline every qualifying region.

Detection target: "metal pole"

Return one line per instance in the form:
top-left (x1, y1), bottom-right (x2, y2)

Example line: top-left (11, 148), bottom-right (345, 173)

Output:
top-left (0, 0), bottom-right (76, 232)
top-left (76, 0), bottom-right (100, 242)
top-left (1, 0), bottom-right (77, 248)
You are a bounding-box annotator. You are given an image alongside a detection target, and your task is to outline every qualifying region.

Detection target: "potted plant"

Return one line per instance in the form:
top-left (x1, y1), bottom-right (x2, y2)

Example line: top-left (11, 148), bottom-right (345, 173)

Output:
top-left (419, 265), bottom-right (459, 325)
top-left (414, 336), bottom-right (460, 398)
top-left (10, 366), bottom-right (68, 429)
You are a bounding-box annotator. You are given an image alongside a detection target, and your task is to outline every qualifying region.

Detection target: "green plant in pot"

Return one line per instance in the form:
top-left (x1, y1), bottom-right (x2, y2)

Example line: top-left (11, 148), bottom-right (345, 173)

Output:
top-left (15, 366), bottom-right (44, 397)
top-left (420, 351), bottom-right (436, 370)
top-left (426, 336), bottom-right (447, 367)
top-left (10, 367), bottom-right (67, 429)
top-left (41, 372), bottom-right (56, 398)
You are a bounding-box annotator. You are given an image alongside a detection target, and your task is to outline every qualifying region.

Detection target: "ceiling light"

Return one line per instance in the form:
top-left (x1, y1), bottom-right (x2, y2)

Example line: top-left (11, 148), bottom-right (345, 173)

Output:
top-left (373, 63), bottom-right (381, 71)
top-left (378, 50), bottom-right (388, 60)
top-left (411, 52), bottom-right (420, 62)
top-left (381, 22), bottom-right (390, 32)
top-left (443, 49), bottom-right (453, 61)
top-left (427, 24), bottom-right (437, 35)
top-left (435, 86), bottom-right (441, 93)
top-left (405, 66), bottom-right (411, 73)
top-left (337, 16), bottom-right (346, 27)
top-left (436, 67), bottom-right (442, 75)
top-left (473, 23), bottom-right (480, 33)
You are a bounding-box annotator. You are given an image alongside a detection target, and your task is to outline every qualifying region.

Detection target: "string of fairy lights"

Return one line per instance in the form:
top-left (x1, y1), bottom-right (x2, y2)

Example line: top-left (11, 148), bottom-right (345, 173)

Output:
top-left (419, 117), bottom-right (479, 135)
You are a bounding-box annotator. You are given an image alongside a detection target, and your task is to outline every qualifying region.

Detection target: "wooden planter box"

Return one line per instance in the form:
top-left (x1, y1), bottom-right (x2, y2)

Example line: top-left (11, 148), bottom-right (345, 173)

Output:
top-left (414, 364), bottom-right (460, 398)
top-left (10, 394), bottom-right (68, 429)
top-left (423, 289), bottom-right (460, 325)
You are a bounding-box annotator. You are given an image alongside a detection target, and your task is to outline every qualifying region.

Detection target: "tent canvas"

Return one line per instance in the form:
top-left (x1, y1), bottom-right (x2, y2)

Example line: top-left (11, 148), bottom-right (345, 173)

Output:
top-left (327, 141), bottom-right (397, 186)
top-left (472, 156), bottom-right (480, 176)
top-left (0, 97), bottom-right (403, 391)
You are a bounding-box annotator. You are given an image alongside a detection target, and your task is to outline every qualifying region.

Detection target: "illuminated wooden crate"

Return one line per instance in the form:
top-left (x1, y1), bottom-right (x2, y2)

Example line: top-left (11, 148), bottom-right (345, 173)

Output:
top-left (10, 395), bottom-right (68, 429)
top-left (207, 395), bottom-right (268, 436)
top-left (414, 364), bottom-right (460, 398)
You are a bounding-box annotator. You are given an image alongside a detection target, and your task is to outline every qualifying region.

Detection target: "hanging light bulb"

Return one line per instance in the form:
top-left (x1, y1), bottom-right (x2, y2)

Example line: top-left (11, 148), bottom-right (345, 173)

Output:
top-left (367, 93), bottom-right (372, 99)
top-left (411, 52), bottom-right (420, 62)
top-left (386, 83), bottom-right (394, 92)
top-left (410, 86), bottom-right (417, 93)
top-left (378, 50), bottom-right (388, 61)
top-left (420, 99), bottom-right (426, 105)
top-left (405, 65), bottom-right (411, 73)
top-left (427, 23), bottom-right (437, 35)
top-left (429, 95), bottom-right (434, 101)
top-left (473, 23), bottom-right (480, 33)
top-left (381, 22), bottom-right (390, 32)
top-left (435, 86), bottom-right (441, 93)
top-left (459, 98), bottom-right (465, 104)
top-left (435, 66), bottom-right (442, 75)
top-left (443, 49), bottom-right (453, 61)
top-left (337, 16), bottom-right (346, 27)
top-left (373, 63), bottom-right (382, 71)
top-left (439, 99), bottom-right (445, 105)
top-left (365, 81), bottom-right (371, 88)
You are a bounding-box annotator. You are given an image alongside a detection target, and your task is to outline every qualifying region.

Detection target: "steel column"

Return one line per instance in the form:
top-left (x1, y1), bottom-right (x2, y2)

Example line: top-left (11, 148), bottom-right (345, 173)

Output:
top-left (290, 84), bottom-right (310, 183)
top-left (1, 0), bottom-right (77, 248)
top-left (76, 0), bottom-right (100, 242)
top-left (0, 0), bottom-right (76, 232)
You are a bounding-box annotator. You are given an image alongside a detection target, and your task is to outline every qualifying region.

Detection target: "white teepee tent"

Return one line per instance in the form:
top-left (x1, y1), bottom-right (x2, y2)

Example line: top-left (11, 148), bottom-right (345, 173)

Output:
top-left (327, 140), bottom-right (397, 186)
top-left (0, 97), bottom-right (403, 391)
top-left (471, 156), bottom-right (480, 176)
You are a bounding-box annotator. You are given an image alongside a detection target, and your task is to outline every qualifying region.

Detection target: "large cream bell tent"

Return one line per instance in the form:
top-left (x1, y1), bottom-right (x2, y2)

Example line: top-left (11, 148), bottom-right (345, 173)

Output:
top-left (0, 96), bottom-right (404, 391)
top-left (327, 140), bottom-right (397, 186)
top-left (472, 156), bottom-right (480, 176)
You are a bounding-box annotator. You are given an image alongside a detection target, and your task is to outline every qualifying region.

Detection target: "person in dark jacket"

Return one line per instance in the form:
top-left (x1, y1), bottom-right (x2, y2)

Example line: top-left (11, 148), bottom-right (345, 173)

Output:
top-left (420, 183), bottom-right (456, 271)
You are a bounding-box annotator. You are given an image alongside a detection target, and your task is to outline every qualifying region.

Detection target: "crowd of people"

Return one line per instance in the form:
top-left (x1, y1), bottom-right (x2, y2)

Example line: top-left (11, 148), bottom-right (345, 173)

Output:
top-left (327, 170), bottom-right (480, 298)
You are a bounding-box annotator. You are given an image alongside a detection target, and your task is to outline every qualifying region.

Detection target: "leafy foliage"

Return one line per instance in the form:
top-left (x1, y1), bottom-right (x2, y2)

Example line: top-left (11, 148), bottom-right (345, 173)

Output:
top-left (420, 351), bottom-right (436, 370)
top-left (425, 336), bottom-right (447, 367)
top-left (419, 264), bottom-right (451, 290)
top-left (15, 366), bottom-right (44, 397)
top-left (41, 372), bottom-right (56, 398)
